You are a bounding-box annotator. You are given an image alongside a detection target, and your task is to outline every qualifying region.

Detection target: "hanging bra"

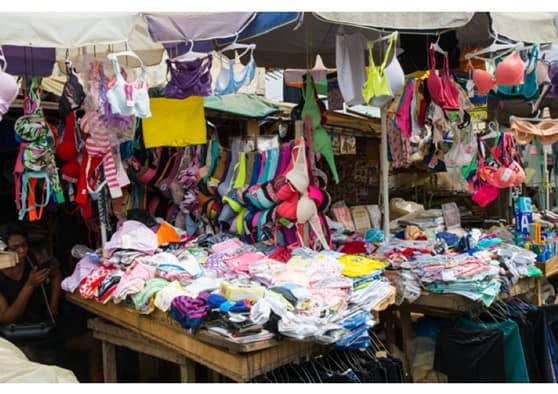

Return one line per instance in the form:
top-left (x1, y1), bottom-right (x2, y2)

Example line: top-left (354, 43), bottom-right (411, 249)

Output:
top-left (497, 44), bottom-right (539, 100)
top-left (472, 50), bottom-right (525, 96)
top-left (509, 117), bottom-right (558, 145)
top-left (214, 49), bottom-right (256, 95)
top-left (362, 33), bottom-right (395, 105)
top-left (106, 56), bottom-right (151, 118)
top-left (164, 54), bottom-right (213, 99)
top-left (426, 44), bottom-right (460, 110)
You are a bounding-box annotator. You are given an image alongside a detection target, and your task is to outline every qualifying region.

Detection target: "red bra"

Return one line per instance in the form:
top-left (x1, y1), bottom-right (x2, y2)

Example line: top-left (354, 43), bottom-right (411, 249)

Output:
top-left (426, 44), bottom-right (460, 111)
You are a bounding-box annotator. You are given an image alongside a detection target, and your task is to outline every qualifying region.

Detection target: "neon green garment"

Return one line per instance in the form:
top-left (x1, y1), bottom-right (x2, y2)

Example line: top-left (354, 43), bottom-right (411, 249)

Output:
top-left (362, 33), bottom-right (394, 104)
top-left (301, 71), bottom-right (340, 184)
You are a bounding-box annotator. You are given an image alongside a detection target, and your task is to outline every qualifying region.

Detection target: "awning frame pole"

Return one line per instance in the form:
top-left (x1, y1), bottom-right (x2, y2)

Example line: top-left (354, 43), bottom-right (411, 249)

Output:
top-left (380, 105), bottom-right (390, 244)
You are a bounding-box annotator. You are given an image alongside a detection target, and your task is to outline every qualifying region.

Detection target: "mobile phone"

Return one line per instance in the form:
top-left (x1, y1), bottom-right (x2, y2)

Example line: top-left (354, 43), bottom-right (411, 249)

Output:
top-left (36, 257), bottom-right (54, 270)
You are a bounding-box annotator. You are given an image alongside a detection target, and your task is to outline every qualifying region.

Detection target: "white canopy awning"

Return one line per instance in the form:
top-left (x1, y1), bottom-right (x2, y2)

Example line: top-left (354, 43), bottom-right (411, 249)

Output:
top-left (314, 12), bottom-right (475, 31)
top-left (490, 12), bottom-right (558, 44)
top-left (0, 13), bottom-right (138, 47)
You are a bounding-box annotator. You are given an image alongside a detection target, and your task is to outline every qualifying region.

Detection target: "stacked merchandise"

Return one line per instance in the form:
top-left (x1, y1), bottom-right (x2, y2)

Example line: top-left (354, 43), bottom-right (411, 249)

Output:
top-left (62, 218), bottom-right (396, 349)
top-left (377, 229), bottom-right (542, 306)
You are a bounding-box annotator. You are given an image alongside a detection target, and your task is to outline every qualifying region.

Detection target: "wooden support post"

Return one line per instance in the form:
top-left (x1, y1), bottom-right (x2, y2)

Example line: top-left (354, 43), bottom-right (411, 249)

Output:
top-left (179, 359), bottom-right (197, 383)
top-left (101, 341), bottom-right (117, 383)
top-left (535, 277), bottom-right (543, 306)
top-left (246, 120), bottom-right (260, 151)
top-left (294, 119), bottom-right (304, 139)
top-left (398, 306), bottom-right (414, 382)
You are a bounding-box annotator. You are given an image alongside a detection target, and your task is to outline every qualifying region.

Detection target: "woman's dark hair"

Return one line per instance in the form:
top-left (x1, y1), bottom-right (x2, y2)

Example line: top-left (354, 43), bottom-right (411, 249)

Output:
top-left (0, 222), bottom-right (29, 243)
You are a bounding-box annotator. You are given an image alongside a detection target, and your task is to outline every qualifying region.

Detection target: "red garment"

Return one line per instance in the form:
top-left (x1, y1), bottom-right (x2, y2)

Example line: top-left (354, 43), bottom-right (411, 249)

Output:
top-left (340, 241), bottom-right (367, 255)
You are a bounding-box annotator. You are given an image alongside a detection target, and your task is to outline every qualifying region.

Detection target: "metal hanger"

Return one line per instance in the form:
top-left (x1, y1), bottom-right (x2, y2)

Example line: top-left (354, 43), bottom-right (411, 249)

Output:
top-left (369, 31), bottom-right (398, 46)
top-left (171, 39), bottom-right (208, 62)
top-left (107, 49), bottom-right (144, 67)
top-left (431, 33), bottom-right (447, 56)
top-left (218, 32), bottom-right (256, 59)
top-left (465, 34), bottom-right (524, 61)
top-left (480, 121), bottom-right (502, 140)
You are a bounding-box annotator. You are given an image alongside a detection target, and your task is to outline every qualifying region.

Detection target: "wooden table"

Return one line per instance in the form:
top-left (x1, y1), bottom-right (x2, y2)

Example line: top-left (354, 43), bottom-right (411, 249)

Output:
top-left (66, 292), bottom-right (321, 382)
top-left (387, 276), bottom-right (538, 381)
top-left (535, 256), bottom-right (558, 306)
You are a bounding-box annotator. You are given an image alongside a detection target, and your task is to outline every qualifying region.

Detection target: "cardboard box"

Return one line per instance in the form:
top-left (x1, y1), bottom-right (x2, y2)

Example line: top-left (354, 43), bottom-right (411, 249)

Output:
top-left (0, 251), bottom-right (19, 269)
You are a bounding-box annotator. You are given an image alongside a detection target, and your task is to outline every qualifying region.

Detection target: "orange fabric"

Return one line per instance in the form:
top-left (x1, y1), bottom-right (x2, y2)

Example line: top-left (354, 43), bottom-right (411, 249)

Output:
top-left (156, 222), bottom-right (180, 246)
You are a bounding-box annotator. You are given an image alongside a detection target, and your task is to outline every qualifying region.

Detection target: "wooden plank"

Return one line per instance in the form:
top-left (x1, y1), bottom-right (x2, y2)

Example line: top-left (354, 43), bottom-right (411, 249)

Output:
top-left (101, 341), bottom-right (117, 383)
top-left (67, 292), bottom-right (320, 382)
top-left (88, 318), bottom-right (190, 364)
top-left (93, 331), bottom-right (188, 366)
top-left (536, 256), bottom-right (558, 278)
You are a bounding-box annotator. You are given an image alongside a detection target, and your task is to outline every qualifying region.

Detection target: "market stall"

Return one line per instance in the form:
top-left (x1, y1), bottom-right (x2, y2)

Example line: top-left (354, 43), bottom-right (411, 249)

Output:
top-left (2, 11), bottom-right (558, 384)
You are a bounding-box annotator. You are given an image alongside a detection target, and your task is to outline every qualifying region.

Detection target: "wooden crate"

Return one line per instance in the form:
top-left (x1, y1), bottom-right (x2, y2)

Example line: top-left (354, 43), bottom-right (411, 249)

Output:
top-left (536, 256), bottom-right (558, 278)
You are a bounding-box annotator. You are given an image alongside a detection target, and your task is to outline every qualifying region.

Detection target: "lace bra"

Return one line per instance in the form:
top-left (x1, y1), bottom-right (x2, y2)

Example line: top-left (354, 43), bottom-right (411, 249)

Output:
top-left (106, 53), bottom-right (151, 118)
top-left (214, 49), bottom-right (256, 95)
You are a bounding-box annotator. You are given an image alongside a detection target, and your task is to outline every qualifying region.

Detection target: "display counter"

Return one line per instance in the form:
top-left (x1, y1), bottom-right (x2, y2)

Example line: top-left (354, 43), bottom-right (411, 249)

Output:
top-left (66, 292), bottom-right (322, 382)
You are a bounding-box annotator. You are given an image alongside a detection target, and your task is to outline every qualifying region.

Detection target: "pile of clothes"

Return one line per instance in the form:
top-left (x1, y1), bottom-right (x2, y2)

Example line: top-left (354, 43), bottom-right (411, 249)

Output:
top-left (63, 219), bottom-right (395, 349)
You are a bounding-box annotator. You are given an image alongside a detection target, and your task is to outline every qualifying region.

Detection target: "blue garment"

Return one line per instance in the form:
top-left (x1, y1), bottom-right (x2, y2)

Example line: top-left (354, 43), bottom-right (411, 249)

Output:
top-left (106, 56), bottom-right (151, 118)
top-left (214, 51), bottom-right (256, 95)
top-left (249, 152), bottom-right (262, 186)
top-left (458, 318), bottom-right (530, 383)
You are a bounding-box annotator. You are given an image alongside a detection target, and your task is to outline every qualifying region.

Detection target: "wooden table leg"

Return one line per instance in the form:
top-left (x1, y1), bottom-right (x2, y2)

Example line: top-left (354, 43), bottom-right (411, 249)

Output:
top-left (179, 359), bottom-right (196, 383)
top-left (535, 277), bottom-right (543, 306)
top-left (102, 341), bottom-right (117, 383)
top-left (206, 368), bottom-right (222, 383)
top-left (398, 306), bottom-right (414, 382)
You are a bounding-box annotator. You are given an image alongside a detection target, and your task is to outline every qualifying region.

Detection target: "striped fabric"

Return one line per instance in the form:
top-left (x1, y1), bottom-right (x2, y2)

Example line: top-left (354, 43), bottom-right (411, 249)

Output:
top-left (82, 111), bottom-right (122, 198)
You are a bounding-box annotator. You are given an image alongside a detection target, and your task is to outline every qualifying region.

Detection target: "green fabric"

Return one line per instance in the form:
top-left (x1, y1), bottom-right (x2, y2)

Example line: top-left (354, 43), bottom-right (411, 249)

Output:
top-left (131, 277), bottom-right (171, 309)
top-left (300, 71), bottom-right (340, 184)
top-left (315, 78), bottom-right (328, 96)
top-left (204, 94), bottom-right (280, 118)
top-left (458, 318), bottom-right (530, 383)
top-left (526, 266), bottom-right (542, 278)
top-left (426, 278), bottom-right (501, 307)
top-left (461, 153), bottom-right (478, 180)
top-left (233, 152), bottom-right (247, 189)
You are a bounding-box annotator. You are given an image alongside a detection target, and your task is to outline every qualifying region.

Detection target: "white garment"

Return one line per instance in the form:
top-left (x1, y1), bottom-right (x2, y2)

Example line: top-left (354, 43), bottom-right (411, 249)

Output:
top-left (0, 338), bottom-right (78, 383)
top-left (336, 32), bottom-right (367, 106)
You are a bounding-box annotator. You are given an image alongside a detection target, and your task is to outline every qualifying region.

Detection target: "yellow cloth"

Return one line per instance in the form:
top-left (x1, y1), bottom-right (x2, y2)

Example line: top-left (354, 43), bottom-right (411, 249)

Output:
top-left (142, 97), bottom-right (207, 148)
top-left (337, 254), bottom-right (386, 277)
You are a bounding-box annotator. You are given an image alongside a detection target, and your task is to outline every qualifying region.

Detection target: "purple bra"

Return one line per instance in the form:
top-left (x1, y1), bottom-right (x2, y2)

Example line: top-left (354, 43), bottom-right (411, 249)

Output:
top-left (547, 61), bottom-right (558, 99)
top-left (164, 54), bottom-right (213, 99)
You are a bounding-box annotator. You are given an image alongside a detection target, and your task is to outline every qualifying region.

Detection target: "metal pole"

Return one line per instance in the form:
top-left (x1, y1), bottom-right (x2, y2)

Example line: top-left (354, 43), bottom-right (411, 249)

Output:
top-left (380, 106), bottom-right (390, 243)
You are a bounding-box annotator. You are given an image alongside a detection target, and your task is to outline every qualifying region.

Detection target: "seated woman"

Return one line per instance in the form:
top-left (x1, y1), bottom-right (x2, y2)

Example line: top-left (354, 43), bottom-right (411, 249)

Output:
top-left (0, 223), bottom-right (62, 326)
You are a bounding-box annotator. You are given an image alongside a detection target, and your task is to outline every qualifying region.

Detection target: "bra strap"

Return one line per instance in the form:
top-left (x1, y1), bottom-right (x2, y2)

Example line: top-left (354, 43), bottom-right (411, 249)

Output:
top-left (429, 44), bottom-right (437, 72)
top-left (110, 56), bottom-right (125, 83)
top-left (443, 52), bottom-right (451, 77)
top-left (367, 42), bottom-right (378, 72)
top-left (380, 33), bottom-right (396, 71)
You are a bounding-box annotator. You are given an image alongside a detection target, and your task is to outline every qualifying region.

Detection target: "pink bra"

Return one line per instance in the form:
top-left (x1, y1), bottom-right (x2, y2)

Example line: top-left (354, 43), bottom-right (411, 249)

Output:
top-left (472, 51), bottom-right (525, 95)
top-left (426, 44), bottom-right (460, 111)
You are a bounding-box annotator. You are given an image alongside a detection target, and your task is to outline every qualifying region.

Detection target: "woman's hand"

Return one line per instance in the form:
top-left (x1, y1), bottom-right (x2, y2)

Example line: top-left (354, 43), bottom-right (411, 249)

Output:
top-left (25, 267), bottom-right (51, 288)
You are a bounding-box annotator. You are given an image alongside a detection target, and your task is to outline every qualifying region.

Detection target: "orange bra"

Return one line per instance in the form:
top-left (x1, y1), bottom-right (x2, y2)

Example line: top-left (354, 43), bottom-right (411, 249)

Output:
top-left (509, 117), bottom-right (558, 145)
top-left (472, 51), bottom-right (525, 96)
